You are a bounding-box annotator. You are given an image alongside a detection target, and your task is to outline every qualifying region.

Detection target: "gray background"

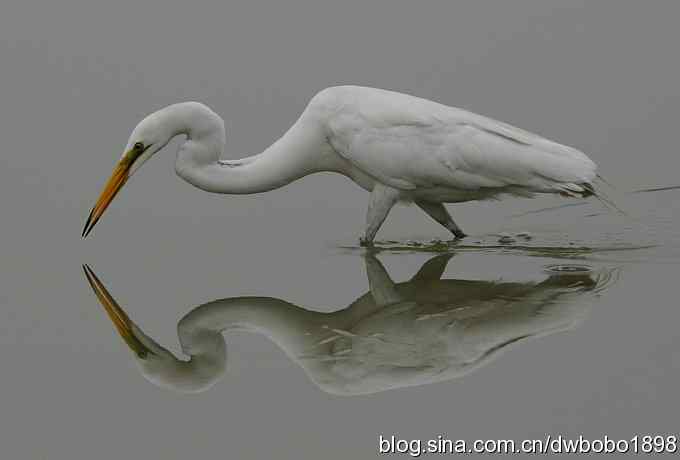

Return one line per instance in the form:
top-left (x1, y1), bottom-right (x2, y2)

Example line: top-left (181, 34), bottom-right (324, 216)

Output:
top-left (1, 0), bottom-right (679, 458)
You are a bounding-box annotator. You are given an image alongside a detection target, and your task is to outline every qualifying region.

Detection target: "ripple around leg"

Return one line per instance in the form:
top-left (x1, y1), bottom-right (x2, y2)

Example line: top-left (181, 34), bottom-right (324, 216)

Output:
top-left (337, 237), bottom-right (657, 262)
top-left (544, 264), bottom-right (593, 274)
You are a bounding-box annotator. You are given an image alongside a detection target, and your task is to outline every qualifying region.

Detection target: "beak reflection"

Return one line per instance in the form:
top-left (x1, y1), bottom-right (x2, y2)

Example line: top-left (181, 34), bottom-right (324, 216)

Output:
top-left (82, 264), bottom-right (152, 359)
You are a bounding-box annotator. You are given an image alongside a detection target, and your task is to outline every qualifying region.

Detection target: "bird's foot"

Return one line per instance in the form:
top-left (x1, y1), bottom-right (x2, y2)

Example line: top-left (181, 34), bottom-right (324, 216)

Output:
top-left (359, 237), bottom-right (375, 248)
top-left (452, 230), bottom-right (467, 240)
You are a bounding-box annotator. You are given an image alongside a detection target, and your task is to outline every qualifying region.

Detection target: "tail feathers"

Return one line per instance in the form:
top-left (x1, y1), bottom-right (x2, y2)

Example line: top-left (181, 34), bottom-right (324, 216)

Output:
top-left (555, 180), bottom-right (625, 215)
top-left (580, 182), bottom-right (597, 198)
top-left (555, 182), bottom-right (594, 198)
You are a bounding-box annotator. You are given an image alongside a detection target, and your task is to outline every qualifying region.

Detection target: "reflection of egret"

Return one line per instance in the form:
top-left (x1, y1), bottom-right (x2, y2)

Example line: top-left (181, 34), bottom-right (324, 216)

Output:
top-left (82, 86), bottom-right (599, 243)
top-left (83, 256), bottom-right (614, 395)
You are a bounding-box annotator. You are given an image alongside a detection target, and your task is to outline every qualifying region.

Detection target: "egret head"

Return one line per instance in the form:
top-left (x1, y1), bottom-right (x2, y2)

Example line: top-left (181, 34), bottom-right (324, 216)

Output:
top-left (81, 109), bottom-right (179, 238)
top-left (83, 265), bottom-right (226, 393)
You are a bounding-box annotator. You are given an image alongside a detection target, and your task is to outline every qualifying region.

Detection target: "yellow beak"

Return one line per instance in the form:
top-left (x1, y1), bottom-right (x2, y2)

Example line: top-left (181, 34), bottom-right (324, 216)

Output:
top-left (83, 264), bottom-right (152, 359)
top-left (82, 140), bottom-right (151, 238)
top-left (82, 149), bottom-right (138, 238)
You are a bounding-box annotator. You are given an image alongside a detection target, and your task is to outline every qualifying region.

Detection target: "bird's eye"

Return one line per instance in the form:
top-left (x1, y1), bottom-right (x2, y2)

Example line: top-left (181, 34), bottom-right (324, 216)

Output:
top-left (134, 142), bottom-right (144, 151)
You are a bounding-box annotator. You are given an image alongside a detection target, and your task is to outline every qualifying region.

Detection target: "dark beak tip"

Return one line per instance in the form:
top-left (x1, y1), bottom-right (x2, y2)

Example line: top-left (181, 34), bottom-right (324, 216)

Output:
top-left (82, 219), bottom-right (97, 239)
top-left (82, 208), bottom-right (94, 238)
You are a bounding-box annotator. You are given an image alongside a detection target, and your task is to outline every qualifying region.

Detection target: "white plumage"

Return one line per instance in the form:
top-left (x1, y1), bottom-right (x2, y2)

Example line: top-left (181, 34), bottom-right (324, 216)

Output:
top-left (83, 86), bottom-right (598, 242)
top-left (321, 86), bottom-right (595, 193)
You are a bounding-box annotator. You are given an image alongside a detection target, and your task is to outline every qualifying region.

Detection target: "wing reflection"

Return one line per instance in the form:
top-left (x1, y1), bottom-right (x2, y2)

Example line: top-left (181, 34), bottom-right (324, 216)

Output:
top-left (84, 255), bottom-right (616, 395)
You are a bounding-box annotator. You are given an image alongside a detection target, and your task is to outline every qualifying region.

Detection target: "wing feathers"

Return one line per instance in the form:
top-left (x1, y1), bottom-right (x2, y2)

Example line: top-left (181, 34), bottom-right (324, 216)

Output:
top-left (324, 87), bottom-right (597, 195)
top-left (452, 122), bottom-right (597, 193)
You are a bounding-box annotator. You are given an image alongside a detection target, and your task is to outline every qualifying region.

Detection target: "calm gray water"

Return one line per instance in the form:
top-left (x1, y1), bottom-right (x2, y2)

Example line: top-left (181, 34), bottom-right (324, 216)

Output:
top-left (2, 0), bottom-right (680, 458)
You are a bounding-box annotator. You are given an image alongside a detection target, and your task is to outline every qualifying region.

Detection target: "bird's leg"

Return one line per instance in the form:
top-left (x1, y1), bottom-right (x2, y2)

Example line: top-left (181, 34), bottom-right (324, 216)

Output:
top-left (416, 201), bottom-right (467, 239)
top-left (410, 254), bottom-right (454, 282)
top-left (364, 253), bottom-right (401, 306)
top-left (360, 184), bottom-right (400, 246)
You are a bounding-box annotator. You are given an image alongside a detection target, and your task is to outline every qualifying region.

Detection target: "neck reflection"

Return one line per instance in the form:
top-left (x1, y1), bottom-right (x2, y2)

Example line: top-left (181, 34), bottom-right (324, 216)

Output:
top-left (84, 254), bottom-right (616, 395)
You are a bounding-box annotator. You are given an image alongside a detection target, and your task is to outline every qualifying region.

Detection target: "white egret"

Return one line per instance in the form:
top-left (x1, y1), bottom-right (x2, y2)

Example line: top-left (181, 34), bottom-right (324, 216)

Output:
top-left (83, 256), bottom-right (614, 395)
top-left (83, 86), bottom-right (599, 243)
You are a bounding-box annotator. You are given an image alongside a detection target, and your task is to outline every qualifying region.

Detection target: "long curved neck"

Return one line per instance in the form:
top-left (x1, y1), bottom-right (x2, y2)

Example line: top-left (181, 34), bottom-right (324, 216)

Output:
top-left (173, 108), bottom-right (329, 195)
top-left (150, 297), bottom-right (331, 393)
top-left (177, 297), bottom-right (327, 358)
